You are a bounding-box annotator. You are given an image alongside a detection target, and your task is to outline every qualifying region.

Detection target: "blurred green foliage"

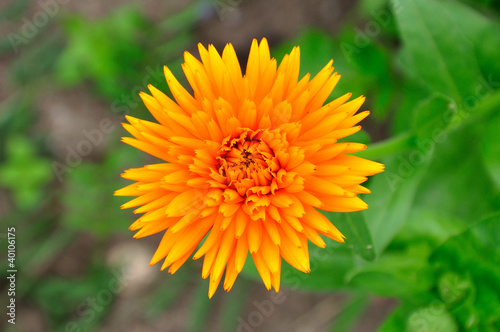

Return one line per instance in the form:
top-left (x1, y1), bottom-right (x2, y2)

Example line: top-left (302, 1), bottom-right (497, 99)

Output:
top-left (1, 0), bottom-right (499, 331)
top-left (0, 135), bottom-right (52, 209)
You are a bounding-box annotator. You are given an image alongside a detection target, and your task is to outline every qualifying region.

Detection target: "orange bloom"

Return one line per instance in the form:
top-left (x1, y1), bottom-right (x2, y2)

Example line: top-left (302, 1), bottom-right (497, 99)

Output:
top-left (116, 38), bottom-right (384, 298)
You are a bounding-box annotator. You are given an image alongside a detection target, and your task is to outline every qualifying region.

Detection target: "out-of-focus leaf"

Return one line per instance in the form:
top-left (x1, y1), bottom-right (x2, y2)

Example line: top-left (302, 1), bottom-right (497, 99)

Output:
top-left (56, 7), bottom-right (149, 99)
top-left (324, 211), bottom-right (376, 261)
top-left (336, 26), bottom-right (396, 120)
top-left (430, 214), bottom-right (500, 289)
top-left (413, 125), bottom-right (497, 222)
top-left (481, 113), bottom-right (500, 189)
top-left (364, 151), bottom-right (429, 255)
top-left (392, 0), bottom-right (483, 103)
top-left (359, 0), bottom-right (390, 15)
top-left (9, 34), bottom-right (63, 85)
top-left (412, 94), bottom-right (455, 142)
top-left (379, 304), bottom-right (413, 332)
top-left (62, 145), bottom-right (141, 235)
top-left (32, 265), bottom-right (115, 331)
top-left (430, 214), bottom-right (500, 330)
top-left (406, 303), bottom-right (459, 332)
top-left (392, 78), bottom-right (432, 135)
top-left (439, 0), bottom-right (500, 86)
top-left (0, 0), bottom-right (30, 21)
top-left (474, 282), bottom-right (500, 330)
top-left (62, 163), bottom-right (126, 235)
top-left (159, 2), bottom-right (203, 32)
top-left (0, 95), bottom-right (35, 137)
top-left (272, 28), bottom-right (337, 80)
top-left (0, 135), bottom-right (53, 209)
top-left (346, 242), bottom-right (434, 300)
top-left (395, 209), bottom-right (468, 249)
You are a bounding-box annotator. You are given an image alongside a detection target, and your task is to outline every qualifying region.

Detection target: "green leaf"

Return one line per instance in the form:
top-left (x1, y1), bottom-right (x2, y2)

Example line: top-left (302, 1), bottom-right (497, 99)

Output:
top-left (481, 112), bottom-right (500, 189)
top-left (412, 94), bottom-right (455, 141)
top-left (364, 152), bottom-right (430, 255)
top-left (392, 78), bottom-right (433, 135)
top-left (413, 125), bottom-right (497, 222)
top-left (392, 0), bottom-right (483, 103)
top-left (345, 242), bottom-right (434, 300)
top-left (395, 209), bottom-right (468, 249)
top-left (324, 211), bottom-right (376, 261)
top-left (439, 0), bottom-right (500, 86)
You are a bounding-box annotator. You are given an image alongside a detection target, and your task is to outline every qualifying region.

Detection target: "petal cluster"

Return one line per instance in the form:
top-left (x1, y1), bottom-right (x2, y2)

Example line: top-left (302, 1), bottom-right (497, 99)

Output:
top-left (116, 38), bottom-right (384, 298)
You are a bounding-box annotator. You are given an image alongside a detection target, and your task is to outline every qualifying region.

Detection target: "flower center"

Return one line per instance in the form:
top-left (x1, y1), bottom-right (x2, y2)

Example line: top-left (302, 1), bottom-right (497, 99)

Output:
top-left (215, 129), bottom-right (282, 196)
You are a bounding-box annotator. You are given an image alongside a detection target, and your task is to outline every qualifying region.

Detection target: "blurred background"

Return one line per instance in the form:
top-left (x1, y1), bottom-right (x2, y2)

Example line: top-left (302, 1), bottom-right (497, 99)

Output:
top-left (1, 0), bottom-right (499, 331)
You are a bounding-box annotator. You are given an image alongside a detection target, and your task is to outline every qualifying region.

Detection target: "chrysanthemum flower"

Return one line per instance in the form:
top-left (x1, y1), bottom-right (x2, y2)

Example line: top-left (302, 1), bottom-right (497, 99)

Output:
top-left (116, 38), bottom-right (384, 298)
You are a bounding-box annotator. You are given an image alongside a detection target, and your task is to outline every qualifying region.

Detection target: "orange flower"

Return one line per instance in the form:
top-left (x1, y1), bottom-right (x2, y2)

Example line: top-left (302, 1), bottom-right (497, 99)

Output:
top-left (116, 38), bottom-right (384, 298)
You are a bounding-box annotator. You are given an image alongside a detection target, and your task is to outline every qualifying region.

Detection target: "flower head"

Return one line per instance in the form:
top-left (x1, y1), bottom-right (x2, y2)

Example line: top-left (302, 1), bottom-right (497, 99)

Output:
top-left (116, 38), bottom-right (384, 298)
